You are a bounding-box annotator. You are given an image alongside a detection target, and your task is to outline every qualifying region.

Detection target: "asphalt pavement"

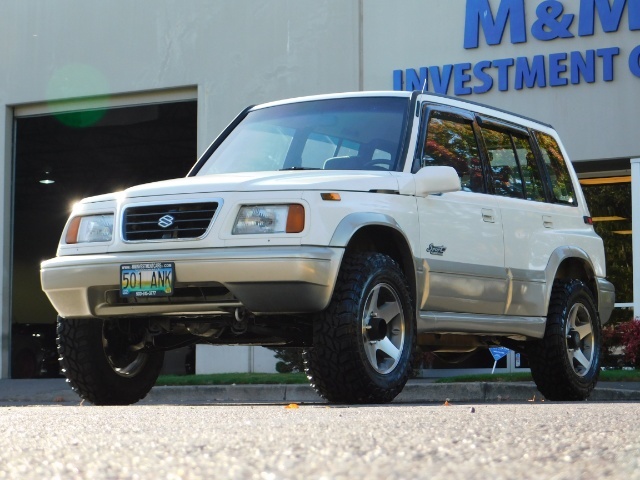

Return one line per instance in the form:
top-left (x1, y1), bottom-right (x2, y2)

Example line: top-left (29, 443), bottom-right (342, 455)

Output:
top-left (3, 403), bottom-right (639, 479)
top-left (0, 378), bottom-right (639, 406)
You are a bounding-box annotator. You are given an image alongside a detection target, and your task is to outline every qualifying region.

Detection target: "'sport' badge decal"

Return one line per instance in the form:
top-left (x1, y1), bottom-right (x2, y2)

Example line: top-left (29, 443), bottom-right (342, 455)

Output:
top-left (427, 243), bottom-right (447, 256)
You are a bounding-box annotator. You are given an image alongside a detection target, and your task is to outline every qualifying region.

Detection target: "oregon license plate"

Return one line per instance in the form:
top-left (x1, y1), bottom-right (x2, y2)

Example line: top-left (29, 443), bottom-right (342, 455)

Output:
top-left (120, 262), bottom-right (174, 297)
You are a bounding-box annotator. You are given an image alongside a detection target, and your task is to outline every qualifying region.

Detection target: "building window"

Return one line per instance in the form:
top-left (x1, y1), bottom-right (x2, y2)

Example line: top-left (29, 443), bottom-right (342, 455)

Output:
top-left (580, 176), bottom-right (632, 322)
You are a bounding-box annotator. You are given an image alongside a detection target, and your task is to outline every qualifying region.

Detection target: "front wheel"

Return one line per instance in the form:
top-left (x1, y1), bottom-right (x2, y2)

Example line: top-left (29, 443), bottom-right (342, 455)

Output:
top-left (527, 279), bottom-right (601, 401)
top-left (304, 252), bottom-right (415, 403)
top-left (57, 317), bottom-right (164, 405)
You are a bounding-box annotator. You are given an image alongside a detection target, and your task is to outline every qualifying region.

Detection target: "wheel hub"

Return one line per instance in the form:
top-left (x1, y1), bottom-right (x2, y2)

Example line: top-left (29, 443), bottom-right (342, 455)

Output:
top-left (566, 329), bottom-right (581, 350)
top-left (366, 314), bottom-right (388, 342)
top-left (103, 322), bottom-right (150, 377)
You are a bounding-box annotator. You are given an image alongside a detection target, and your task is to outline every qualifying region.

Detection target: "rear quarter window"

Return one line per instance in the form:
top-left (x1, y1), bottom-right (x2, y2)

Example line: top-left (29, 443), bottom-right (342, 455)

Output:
top-left (534, 131), bottom-right (577, 206)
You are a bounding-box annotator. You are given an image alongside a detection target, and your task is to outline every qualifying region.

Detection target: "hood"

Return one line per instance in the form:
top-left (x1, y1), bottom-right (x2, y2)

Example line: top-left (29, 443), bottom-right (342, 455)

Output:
top-left (121, 170), bottom-right (401, 198)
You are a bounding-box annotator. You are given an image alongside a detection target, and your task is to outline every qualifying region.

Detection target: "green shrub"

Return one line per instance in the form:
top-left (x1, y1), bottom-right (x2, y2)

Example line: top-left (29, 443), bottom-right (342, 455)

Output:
top-left (602, 319), bottom-right (640, 368)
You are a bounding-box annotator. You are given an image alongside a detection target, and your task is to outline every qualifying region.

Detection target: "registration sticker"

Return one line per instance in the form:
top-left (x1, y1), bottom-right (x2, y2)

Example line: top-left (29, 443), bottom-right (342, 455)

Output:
top-left (120, 262), bottom-right (174, 297)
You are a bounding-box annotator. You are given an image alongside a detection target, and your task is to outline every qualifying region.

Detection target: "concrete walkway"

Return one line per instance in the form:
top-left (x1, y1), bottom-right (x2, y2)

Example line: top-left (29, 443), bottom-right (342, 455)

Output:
top-left (0, 378), bottom-right (639, 406)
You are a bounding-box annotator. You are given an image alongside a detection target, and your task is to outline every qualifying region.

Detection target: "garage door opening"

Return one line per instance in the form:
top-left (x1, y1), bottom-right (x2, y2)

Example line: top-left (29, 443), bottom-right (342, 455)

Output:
top-left (11, 100), bottom-right (197, 378)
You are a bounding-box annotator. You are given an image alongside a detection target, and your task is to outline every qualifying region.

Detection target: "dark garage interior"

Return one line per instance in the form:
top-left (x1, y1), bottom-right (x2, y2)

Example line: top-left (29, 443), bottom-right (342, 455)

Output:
top-left (11, 100), bottom-right (198, 377)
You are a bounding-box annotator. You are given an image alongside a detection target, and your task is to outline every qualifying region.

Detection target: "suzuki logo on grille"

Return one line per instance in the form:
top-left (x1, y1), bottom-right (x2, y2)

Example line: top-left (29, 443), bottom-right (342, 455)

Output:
top-left (158, 215), bottom-right (175, 229)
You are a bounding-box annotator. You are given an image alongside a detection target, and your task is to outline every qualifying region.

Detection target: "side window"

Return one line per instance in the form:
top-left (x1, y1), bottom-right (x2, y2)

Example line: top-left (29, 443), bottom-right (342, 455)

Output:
top-left (421, 111), bottom-right (485, 193)
top-left (372, 148), bottom-right (391, 161)
top-left (480, 127), bottom-right (546, 202)
top-left (301, 133), bottom-right (339, 168)
top-left (513, 135), bottom-right (545, 202)
top-left (482, 128), bottom-right (525, 199)
top-left (369, 148), bottom-right (393, 170)
top-left (534, 131), bottom-right (577, 205)
top-left (336, 140), bottom-right (359, 157)
top-left (303, 135), bottom-right (363, 170)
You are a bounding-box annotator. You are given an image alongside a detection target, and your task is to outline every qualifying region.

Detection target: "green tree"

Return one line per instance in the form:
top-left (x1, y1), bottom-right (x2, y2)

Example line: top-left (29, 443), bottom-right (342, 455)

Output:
top-left (582, 181), bottom-right (632, 324)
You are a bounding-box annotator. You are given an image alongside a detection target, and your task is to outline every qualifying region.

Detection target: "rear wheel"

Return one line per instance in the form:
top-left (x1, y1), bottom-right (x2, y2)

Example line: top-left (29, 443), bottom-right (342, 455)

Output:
top-left (57, 317), bottom-right (164, 405)
top-left (527, 279), bottom-right (601, 401)
top-left (304, 252), bottom-right (415, 403)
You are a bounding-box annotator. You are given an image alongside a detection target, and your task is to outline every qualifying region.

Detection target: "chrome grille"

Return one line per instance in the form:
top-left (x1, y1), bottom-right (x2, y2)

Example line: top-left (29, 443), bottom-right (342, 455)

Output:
top-left (123, 202), bottom-right (218, 241)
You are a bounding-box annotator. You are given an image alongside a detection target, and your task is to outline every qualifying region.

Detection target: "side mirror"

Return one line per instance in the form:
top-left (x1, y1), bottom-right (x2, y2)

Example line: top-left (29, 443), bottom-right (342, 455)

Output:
top-left (414, 166), bottom-right (461, 197)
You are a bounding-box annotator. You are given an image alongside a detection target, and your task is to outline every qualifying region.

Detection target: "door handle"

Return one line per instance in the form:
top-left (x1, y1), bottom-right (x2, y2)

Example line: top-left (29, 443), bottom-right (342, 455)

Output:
top-left (543, 215), bottom-right (553, 228)
top-left (482, 208), bottom-right (495, 223)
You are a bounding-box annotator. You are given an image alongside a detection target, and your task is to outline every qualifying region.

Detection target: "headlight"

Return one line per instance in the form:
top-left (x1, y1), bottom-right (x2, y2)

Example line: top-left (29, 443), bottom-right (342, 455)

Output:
top-left (65, 214), bottom-right (114, 244)
top-left (232, 204), bottom-right (305, 235)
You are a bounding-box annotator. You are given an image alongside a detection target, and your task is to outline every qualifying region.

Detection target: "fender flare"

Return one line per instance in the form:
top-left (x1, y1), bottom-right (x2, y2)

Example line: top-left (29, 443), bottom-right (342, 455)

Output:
top-left (329, 212), bottom-right (407, 248)
top-left (329, 212), bottom-right (420, 304)
top-left (544, 245), bottom-right (598, 309)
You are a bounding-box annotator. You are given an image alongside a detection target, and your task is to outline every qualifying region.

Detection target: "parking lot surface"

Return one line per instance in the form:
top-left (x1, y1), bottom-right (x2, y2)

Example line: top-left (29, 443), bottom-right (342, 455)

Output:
top-left (0, 402), bottom-right (639, 479)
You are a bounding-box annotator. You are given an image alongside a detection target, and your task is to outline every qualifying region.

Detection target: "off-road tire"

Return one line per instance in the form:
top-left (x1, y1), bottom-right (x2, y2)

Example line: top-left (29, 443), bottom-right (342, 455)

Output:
top-left (304, 252), bottom-right (415, 403)
top-left (57, 317), bottom-right (164, 405)
top-left (527, 279), bottom-right (601, 401)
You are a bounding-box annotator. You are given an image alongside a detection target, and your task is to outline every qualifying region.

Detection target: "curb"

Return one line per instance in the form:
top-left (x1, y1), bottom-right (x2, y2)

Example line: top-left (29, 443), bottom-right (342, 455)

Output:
top-left (140, 384), bottom-right (324, 405)
top-left (1, 380), bottom-right (639, 405)
top-left (0, 379), bottom-right (80, 405)
top-left (396, 382), bottom-right (540, 403)
top-left (139, 382), bottom-right (640, 404)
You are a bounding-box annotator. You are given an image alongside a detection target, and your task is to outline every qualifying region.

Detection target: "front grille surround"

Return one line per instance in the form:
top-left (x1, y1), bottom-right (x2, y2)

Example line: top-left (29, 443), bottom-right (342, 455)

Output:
top-left (122, 199), bottom-right (222, 242)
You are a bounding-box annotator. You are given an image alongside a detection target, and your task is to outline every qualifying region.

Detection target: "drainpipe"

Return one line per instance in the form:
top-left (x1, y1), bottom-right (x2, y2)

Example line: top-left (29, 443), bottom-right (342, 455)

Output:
top-left (358, 0), bottom-right (364, 91)
top-left (631, 158), bottom-right (640, 319)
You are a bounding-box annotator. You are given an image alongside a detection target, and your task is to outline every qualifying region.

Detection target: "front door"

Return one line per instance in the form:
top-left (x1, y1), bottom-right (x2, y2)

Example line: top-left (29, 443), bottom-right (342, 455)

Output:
top-left (416, 105), bottom-right (507, 315)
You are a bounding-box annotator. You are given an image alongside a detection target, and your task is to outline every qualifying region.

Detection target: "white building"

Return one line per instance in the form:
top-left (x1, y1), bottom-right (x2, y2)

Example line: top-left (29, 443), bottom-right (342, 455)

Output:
top-left (1, 0), bottom-right (638, 377)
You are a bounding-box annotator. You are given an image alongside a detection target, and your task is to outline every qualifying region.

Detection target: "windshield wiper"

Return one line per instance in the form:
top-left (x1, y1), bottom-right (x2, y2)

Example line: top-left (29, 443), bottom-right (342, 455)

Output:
top-left (279, 167), bottom-right (322, 171)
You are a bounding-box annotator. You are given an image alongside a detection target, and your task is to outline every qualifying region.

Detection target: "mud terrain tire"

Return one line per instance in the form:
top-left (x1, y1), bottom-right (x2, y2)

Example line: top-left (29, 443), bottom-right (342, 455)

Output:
top-left (304, 252), bottom-right (415, 403)
top-left (57, 317), bottom-right (164, 405)
top-left (527, 279), bottom-right (601, 401)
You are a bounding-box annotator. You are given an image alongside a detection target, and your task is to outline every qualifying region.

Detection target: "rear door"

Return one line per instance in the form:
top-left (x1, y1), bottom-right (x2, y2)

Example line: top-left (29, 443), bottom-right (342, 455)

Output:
top-left (475, 116), bottom-right (551, 316)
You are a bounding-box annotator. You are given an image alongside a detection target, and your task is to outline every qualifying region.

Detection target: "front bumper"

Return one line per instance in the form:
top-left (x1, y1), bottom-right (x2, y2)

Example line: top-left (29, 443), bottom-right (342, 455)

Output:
top-left (41, 246), bottom-right (344, 318)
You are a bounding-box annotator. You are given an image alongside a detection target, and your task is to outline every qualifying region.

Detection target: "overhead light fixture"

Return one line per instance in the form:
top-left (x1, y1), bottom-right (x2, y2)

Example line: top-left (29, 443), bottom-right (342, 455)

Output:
top-left (592, 216), bottom-right (627, 222)
top-left (579, 176), bottom-right (631, 186)
top-left (39, 171), bottom-right (55, 185)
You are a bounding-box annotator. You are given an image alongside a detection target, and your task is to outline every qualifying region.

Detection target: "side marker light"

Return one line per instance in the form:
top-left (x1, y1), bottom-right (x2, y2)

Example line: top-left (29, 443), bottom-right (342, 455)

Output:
top-left (321, 193), bottom-right (341, 201)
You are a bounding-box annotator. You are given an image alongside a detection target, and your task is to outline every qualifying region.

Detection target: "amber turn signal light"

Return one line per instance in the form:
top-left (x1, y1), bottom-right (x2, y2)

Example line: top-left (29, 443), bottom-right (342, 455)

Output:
top-left (286, 204), bottom-right (305, 233)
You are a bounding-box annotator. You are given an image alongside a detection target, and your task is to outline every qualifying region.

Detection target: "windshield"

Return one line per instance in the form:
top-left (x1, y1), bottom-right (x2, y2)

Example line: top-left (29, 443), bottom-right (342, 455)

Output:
top-left (195, 96), bottom-right (410, 175)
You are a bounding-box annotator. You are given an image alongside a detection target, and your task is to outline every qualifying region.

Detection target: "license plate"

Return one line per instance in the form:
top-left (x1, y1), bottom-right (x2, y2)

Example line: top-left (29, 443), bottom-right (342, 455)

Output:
top-left (120, 262), bottom-right (174, 297)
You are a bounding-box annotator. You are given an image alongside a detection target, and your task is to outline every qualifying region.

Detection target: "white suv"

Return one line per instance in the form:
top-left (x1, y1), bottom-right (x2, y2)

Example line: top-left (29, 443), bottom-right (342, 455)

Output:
top-left (41, 91), bottom-right (615, 405)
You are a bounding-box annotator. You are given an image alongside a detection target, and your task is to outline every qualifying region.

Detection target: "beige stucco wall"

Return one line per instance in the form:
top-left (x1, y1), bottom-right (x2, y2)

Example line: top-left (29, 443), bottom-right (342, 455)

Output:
top-left (0, 0), bottom-right (361, 153)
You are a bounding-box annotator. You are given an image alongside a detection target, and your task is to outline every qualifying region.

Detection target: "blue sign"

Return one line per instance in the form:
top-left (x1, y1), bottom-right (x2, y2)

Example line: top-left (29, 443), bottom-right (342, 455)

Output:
top-left (393, 0), bottom-right (640, 95)
top-left (464, 0), bottom-right (640, 49)
top-left (489, 346), bottom-right (511, 362)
